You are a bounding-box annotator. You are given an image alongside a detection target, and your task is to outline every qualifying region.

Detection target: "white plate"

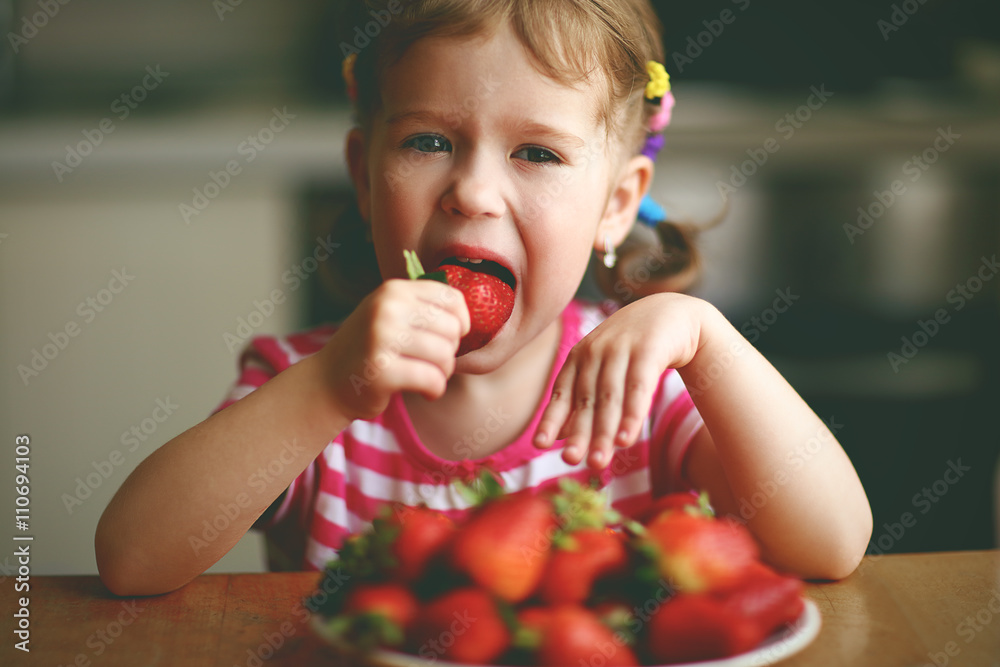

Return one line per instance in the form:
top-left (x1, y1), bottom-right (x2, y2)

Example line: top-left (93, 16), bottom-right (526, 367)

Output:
top-left (311, 598), bottom-right (821, 667)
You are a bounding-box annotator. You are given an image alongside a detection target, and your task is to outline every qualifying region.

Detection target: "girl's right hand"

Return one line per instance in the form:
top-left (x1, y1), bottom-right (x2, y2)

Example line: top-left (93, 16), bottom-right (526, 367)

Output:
top-left (316, 278), bottom-right (470, 421)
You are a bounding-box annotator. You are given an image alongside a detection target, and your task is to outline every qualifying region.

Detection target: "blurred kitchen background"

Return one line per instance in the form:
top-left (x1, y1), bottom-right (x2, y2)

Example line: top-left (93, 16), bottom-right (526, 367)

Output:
top-left (1, 0), bottom-right (998, 577)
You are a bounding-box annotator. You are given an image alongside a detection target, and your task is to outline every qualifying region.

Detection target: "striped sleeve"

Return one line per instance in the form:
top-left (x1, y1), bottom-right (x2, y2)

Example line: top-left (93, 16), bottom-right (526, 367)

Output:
top-left (648, 369), bottom-right (705, 496)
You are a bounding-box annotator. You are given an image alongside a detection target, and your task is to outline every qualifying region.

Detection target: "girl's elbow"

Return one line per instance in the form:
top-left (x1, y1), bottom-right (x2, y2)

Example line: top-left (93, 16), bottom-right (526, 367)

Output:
top-left (96, 545), bottom-right (187, 597)
top-left (809, 508), bottom-right (874, 581)
top-left (95, 529), bottom-right (146, 596)
top-left (95, 519), bottom-right (183, 597)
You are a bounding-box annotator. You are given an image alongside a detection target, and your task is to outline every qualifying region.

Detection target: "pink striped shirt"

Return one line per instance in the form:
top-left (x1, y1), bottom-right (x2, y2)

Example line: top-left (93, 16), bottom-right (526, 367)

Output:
top-left (215, 300), bottom-right (704, 571)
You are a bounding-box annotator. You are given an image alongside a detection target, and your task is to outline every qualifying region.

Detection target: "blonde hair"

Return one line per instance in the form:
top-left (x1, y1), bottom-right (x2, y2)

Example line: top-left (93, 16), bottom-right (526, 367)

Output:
top-left (327, 0), bottom-right (703, 311)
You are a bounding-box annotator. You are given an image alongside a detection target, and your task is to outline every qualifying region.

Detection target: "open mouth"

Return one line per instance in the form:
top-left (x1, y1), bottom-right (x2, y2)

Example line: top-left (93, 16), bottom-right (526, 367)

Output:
top-left (440, 257), bottom-right (517, 291)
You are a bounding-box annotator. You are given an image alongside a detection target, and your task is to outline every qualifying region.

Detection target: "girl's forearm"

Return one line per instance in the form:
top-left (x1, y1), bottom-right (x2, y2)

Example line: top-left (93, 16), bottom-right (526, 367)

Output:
top-left (95, 355), bottom-right (351, 596)
top-left (677, 302), bottom-right (873, 579)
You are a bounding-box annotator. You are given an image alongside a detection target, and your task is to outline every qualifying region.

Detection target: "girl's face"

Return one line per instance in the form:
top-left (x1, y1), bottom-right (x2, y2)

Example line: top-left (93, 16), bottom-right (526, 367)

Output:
top-left (351, 25), bottom-right (645, 372)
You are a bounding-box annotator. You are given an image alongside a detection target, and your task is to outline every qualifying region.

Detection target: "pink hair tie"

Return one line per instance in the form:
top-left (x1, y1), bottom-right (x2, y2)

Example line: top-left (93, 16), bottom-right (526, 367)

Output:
top-left (648, 90), bottom-right (675, 133)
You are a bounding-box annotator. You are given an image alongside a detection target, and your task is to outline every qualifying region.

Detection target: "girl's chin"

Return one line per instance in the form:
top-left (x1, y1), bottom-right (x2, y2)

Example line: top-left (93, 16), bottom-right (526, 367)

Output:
top-left (453, 343), bottom-right (508, 375)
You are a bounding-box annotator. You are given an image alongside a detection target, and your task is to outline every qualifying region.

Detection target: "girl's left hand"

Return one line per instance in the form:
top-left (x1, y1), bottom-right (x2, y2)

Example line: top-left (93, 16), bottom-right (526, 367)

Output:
top-left (533, 293), bottom-right (709, 469)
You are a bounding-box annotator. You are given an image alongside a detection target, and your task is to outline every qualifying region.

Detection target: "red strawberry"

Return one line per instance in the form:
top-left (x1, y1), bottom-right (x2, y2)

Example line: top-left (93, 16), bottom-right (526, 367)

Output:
top-left (438, 263), bottom-right (514, 355)
top-left (537, 528), bottom-right (628, 604)
top-left (404, 249), bottom-right (514, 355)
top-left (327, 582), bottom-right (418, 649)
top-left (381, 505), bottom-right (456, 582)
top-left (635, 490), bottom-right (712, 525)
top-left (447, 492), bottom-right (556, 603)
top-left (643, 512), bottom-right (759, 593)
top-left (646, 567), bottom-right (805, 663)
top-left (716, 561), bottom-right (805, 638)
top-left (408, 587), bottom-right (511, 664)
top-left (646, 593), bottom-right (761, 663)
top-left (516, 605), bottom-right (557, 636)
top-left (534, 605), bottom-right (639, 667)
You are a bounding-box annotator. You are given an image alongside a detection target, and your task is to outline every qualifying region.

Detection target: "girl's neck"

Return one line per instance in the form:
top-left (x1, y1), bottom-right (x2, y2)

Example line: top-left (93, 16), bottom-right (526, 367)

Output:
top-left (402, 317), bottom-right (563, 460)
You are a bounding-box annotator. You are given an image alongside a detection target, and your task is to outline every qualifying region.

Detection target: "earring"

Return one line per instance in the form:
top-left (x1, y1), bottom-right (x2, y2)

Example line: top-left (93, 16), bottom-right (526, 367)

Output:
top-left (602, 234), bottom-right (617, 269)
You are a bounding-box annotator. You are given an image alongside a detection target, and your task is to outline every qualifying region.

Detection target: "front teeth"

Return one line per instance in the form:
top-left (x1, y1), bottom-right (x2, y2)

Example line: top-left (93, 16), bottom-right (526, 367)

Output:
top-left (457, 257), bottom-right (483, 264)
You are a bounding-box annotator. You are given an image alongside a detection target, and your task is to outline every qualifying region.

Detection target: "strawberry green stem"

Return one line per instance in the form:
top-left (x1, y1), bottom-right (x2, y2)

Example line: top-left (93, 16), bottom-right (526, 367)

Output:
top-left (404, 249), bottom-right (447, 284)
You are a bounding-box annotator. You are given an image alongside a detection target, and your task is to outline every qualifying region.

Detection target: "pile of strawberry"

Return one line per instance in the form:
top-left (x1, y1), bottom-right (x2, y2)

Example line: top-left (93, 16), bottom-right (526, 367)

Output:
top-left (308, 474), bottom-right (806, 666)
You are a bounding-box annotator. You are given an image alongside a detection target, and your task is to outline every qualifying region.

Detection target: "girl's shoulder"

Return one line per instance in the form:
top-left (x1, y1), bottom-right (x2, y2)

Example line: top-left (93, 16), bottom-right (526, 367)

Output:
top-left (214, 324), bottom-right (339, 415)
top-left (238, 324), bottom-right (340, 375)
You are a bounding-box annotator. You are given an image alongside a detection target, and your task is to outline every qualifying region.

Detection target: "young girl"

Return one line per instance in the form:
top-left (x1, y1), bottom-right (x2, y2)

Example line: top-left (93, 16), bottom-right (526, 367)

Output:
top-left (96, 0), bottom-right (872, 596)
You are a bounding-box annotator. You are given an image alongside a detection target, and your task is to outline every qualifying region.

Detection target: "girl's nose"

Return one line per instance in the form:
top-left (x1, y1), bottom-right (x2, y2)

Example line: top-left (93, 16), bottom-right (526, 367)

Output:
top-left (440, 153), bottom-right (505, 220)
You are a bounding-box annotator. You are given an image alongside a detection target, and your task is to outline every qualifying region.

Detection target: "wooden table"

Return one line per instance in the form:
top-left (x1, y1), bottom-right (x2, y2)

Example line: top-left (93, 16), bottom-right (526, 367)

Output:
top-left (3, 551), bottom-right (999, 667)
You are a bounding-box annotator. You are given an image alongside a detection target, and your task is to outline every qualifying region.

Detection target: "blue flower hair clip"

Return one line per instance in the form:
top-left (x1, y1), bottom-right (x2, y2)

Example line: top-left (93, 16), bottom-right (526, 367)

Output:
top-left (638, 194), bottom-right (666, 227)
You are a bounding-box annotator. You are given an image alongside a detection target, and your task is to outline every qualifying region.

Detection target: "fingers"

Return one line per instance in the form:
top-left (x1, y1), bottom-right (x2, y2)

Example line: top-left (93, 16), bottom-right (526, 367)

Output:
top-left (561, 350), bottom-right (627, 469)
top-left (534, 362), bottom-right (577, 450)
top-left (413, 280), bottom-right (471, 339)
top-left (587, 355), bottom-right (629, 468)
top-left (372, 280), bottom-right (468, 380)
top-left (331, 280), bottom-right (471, 418)
top-left (618, 363), bottom-right (657, 446)
top-left (534, 340), bottom-right (661, 471)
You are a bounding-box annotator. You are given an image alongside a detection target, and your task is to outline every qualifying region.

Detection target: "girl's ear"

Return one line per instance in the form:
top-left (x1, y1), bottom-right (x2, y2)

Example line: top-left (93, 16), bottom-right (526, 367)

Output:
top-left (595, 154), bottom-right (654, 252)
top-left (346, 127), bottom-right (371, 221)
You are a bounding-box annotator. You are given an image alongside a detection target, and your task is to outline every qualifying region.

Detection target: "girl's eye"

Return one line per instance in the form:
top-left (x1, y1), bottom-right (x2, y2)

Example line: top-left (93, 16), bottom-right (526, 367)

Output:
top-left (404, 135), bottom-right (452, 153)
top-left (513, 146), bottom-right (561, 164)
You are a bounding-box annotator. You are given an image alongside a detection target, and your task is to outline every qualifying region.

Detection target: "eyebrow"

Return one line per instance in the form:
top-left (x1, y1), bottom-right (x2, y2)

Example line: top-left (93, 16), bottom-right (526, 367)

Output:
top-left (385, 110), bottom-right (587, 149)
top-left (509, 119), bottom-right (587, 149)
top-left (384, 109), bottom-right (448, 127)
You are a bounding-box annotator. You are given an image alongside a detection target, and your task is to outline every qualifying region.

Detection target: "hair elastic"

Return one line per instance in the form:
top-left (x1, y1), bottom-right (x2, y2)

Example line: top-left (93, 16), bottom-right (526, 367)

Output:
top-left (644, 61), bottom-right (670, 102)
top-left (639, 61), bottom-right (674, 228)
top-left (637, 194), bottom-right (667, 228)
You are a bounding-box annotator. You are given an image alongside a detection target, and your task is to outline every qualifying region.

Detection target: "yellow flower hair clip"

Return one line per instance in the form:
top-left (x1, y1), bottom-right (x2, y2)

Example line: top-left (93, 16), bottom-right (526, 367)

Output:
top-left (342, 52), bottom-right (358, 103)
top-left (644, 60), bottom-right (670, 102)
